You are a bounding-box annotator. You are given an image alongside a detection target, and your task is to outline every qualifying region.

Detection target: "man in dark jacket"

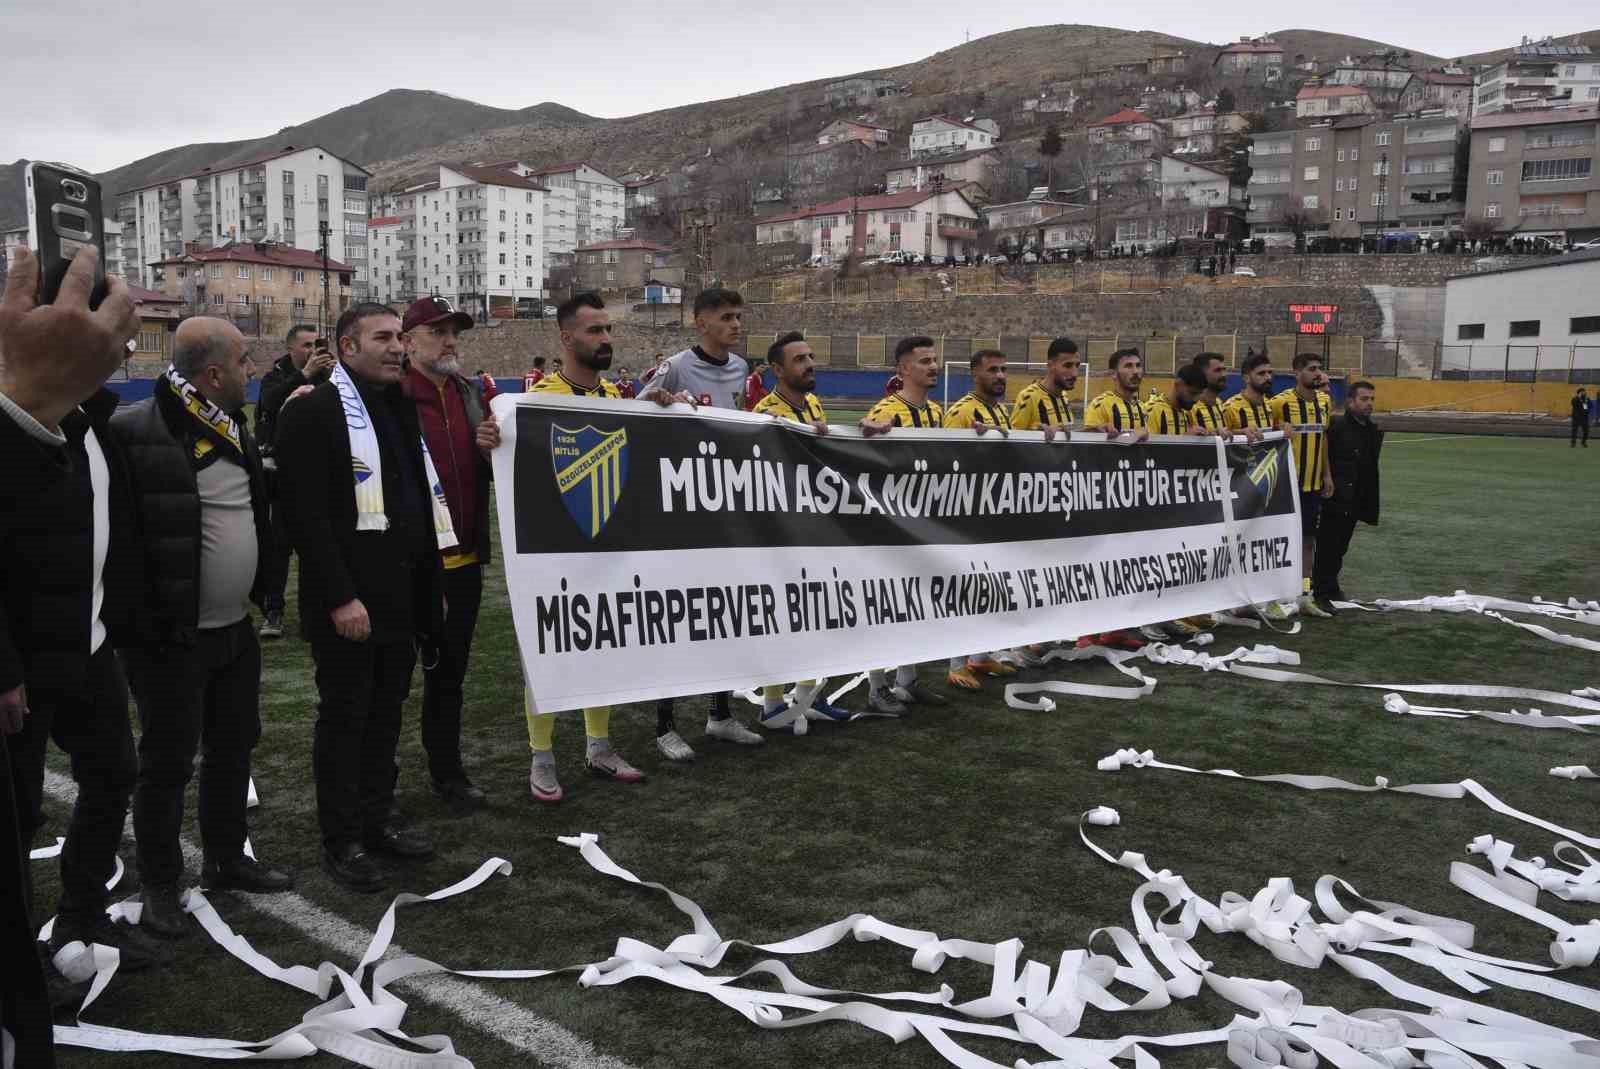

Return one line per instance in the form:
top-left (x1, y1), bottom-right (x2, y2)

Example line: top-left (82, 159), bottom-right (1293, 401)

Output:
top-left (401, 297), bottom-right (494, 808)
top-left (110, 318), bottom-right (294, 938)
top-left (1313, 380), bottom-right (1383, 606)
top-left (276, 303), bottom-right (444, 892)
top-left (1, 247), bottom-right (163, 1052)
top-left (1573, 389), bottom-right (1590, 448)
top-left (253, 324), bottom-right (334, 638)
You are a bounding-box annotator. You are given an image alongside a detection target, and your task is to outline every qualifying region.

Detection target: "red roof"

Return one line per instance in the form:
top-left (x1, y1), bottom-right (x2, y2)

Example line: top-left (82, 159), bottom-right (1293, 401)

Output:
top-left (155, 242), bottom-right (353, 272)
top-left (128, 284), bottom-right (182, 304)
top-left (1472, 105), bottom-right (1599, 130)
top-left (1093, 108), bottom-right (1151, 127)
top-left (366, 215), bottom-right (408, 227)
top-left (577, 239), bottom-right (670, 252)
top-left (444, 164), bottom-right (548, 192)
top-left (918, 115), bottom-right (990, 133)
top-left (760, 187), bottom-right (974, 226)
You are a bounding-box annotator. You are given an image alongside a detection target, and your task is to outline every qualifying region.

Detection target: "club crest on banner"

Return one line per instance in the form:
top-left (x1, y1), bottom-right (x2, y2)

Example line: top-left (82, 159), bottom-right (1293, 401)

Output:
top-left (352, 457), bottom-right (375, 484)
top-left (551, 424), bottom-right (629, 539)
top-left (1246, 447), bottom-right (1280, 502)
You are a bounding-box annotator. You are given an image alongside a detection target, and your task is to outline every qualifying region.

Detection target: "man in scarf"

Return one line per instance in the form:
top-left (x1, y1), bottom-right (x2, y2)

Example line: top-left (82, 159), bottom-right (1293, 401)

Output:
top-left (110, 318), bottom-right (294, 938)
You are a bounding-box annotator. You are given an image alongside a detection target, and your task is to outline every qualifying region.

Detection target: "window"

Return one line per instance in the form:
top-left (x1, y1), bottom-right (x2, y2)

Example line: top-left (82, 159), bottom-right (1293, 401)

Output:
top-left (1488, 136), bottom-right (1505, 153)
top-left (1571, 316), bottom-right (1600, 335)
top-left (138, 329), bottom-right (162, 352)
top-left (237, 266), bottom-right (250, 279)
top-left (1350, 148), bottom-right (1359, 161)
top-left (498, 231), bottom-right (506, 243)
top-left (498, 210), bottom-right (506, 221)
top-left (1508, 320), bottom-right (1540, 338)
top-left (1304, 137), bottom-right (1322, 151)
top-left (293, 270), bottom-right (305, 284)
top-left (1456, 323), bottom-right (1485, 340)
top-left (1371, 191), bottom-right (1389, 206)
top-left (1487, 169), bottom-right (1504, 186)
top-left (209, 265), bottom-right (223, 279)
top-left (1565, 64), bottom-right (1577, 77)
top-left (293, 297), bottom-right (306, 310)
top-left (1485, 203), bottom-right (1500, 218)
top-left (1302, 195), bottom-right (1319, 209)
top-left (260, 268), bottom-right (274, 282)
top-left (1375, 131), bottom-right (1391, 146)
top-left (1521, 158), bottom-right (1592, 182)
top-left (526, 276), bottom-right (534, 288)
top-left (605, 270), bottom-right (615, 282)
top-left (1337, 149), bottom-right (1346, 162)
top-left (498, 274), bottom-right (506, 285)
top-left (1304, 166), bottom-right (1320, 181)
top-left (1349, 177), bottom-right (1358, 191)
top-left (1335, 178), bottom-right (1345, 191)
top-left (498, 253), bottom-right (506, 265)
top-left (259, 296), bottom-right (273, 306)
top-left (1590, 87), bottom-right (1600, 101)
top-left (211, 292), bottom-right (224, 306)
top-left (1372, 161), bottom-right (1390, 176)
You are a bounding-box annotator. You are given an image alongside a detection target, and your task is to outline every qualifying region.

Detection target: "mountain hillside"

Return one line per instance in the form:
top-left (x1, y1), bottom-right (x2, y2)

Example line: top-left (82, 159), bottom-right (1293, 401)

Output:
top-left (1264, 28), bottom-right (1443, 67)
top-left (1455, 28), bottom-right (1600, 65)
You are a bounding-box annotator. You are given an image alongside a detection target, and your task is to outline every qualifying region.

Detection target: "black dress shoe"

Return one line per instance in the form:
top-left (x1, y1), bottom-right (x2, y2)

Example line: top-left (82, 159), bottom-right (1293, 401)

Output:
top-left (322, 844), bottom-right (384, 892)
top-left (1313, 596), bottom-right (1341, 616)
top-left (363, 822), bottom-right (435, 860)
top-left (139, 884), bottom-right (188, 939)
top-left (50, 915), bottom-right (174, 971)
top-left (432, 776), bottom-right (487, 810)
top-left (203, 855), bottom-right (294, 893)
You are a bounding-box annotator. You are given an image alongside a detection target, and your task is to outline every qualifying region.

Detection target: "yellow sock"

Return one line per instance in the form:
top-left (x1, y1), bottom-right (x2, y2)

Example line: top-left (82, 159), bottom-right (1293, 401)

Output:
top-left (762, 684), bottom-right (785, 701)
top-left (583, 706), bottom-right (610, 740)
top-left (526, 691), bottom-right (555, 752)
top-left (1303, 577), bottom-right (1312, 594)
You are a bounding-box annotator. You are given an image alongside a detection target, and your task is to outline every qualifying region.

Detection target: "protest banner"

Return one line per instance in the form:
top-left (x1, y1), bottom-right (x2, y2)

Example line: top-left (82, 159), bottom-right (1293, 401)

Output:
top-left (489, 394), bottom-right (1302, 713)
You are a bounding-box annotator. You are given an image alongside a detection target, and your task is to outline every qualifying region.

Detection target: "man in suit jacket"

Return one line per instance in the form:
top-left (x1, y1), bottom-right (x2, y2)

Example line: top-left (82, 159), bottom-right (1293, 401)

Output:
top-left (1313, 380), bottom-right (1384, 604)
top-left (276, 303), bottom-right (443, 892)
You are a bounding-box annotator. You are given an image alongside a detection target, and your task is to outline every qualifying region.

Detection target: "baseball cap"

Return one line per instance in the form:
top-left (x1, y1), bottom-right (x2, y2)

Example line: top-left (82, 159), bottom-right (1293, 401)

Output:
top-left (402, 295), bottom-right (474, 333)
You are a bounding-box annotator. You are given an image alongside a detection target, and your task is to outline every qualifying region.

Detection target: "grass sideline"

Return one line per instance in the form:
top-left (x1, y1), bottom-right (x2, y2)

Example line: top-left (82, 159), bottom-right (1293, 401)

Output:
top-left (39, 433), bottom-right (1600, 1069)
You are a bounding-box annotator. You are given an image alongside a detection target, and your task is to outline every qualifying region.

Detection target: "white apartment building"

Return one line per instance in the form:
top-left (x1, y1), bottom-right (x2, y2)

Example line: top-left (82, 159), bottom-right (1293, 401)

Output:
top-left (494, 161), bottom-right (625, 269)
top-left (405, 164), bottom-right (548, 317)
top-left (1158, 156), bottom-right (1239, 207)
top-left (117, 144), bottom-right (369, 294)
top-left (754, 188), bottom-right (981, 261)
top-left (910, 116), bottom-right (998, 156)
top-left (1475, 44), bottom-right (1600, 115)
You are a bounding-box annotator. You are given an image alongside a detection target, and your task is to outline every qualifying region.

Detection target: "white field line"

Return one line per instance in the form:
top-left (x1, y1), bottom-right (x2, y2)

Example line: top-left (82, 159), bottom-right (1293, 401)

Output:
top-left (41, 770), bottom-right (637, 1069)
top-left (1387, 435), bottom-right (1472, 445)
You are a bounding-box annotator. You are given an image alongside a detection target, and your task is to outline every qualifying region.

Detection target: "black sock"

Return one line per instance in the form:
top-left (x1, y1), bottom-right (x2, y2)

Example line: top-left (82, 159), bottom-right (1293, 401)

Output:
top-left (707, 692), bottom-right (730, 722)
top-left (656, 699), bottom-right (676, 737)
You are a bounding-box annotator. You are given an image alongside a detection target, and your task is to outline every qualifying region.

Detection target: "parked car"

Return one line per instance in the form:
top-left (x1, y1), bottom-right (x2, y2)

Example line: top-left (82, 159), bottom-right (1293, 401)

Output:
top-left (542, 305), bottom-right (557, 318)
top-left (981, 254), bottom-right (1009, 265)
top-left (1232, 267), bottom-right (1258, 278)
top-left (1569, 239), bottom-right (1600, 253)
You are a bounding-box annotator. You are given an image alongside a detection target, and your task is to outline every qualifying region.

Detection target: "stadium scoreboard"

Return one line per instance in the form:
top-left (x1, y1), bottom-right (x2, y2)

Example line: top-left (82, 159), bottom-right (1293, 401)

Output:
top-left (1288, 303), bottom-right (1340, 335)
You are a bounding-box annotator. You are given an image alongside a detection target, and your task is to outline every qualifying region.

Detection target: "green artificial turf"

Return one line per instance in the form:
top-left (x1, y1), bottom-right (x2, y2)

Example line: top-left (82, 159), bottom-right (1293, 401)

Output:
top-left (40, 433), bottom-right (1600, 1068)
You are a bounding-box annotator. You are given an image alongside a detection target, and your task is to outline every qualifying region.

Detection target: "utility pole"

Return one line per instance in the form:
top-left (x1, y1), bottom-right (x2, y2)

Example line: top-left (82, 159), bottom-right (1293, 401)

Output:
top-left (319, 220), bottom-right (331, 335)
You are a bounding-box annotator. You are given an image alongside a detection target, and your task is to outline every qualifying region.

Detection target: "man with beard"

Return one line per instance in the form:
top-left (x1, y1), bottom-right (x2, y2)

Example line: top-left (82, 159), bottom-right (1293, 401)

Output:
top-left (520, 293), bottom-right (650, 797)
top-left (1083, 348), bottom-right (1151, 437)
top-left (941, 349), bottom-right (1022, 689)
top-left (1010, 336), bottom-right (1078, 439)
top-left (1142, 363), bottom-right (1205, 436)
top-left (1223, 352), bottom-right (1275, 434)
top-left (1187, 352), bottom-right (1228, 436)
top-left (401, 297), bottom-right (496, 810)
top-left (1271, 353), bottom-right (1336, 619)
top-left (254, 325), bottom-right (334, 638)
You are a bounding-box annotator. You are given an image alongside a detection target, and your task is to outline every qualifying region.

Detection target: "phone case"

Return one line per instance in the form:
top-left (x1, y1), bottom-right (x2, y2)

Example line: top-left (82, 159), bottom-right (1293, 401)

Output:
top-left (26, 161), bottom-right (108, 309)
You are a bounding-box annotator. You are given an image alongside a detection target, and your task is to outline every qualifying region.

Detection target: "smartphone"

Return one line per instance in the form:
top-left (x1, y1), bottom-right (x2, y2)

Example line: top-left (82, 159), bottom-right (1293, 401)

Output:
top-left (25, 162), bottom-right (108, 309)
top-left (314, 337), bottom-right (328, 351)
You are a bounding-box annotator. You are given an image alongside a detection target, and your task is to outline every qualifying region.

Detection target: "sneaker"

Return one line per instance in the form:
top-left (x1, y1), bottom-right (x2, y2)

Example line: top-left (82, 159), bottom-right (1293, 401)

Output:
top-left (655, 730), bottom-right (696, 762)
top-left (585, 743), bottom-right (645, 782)
top-left (1313, 595), bottom-right (1340, 617)
top-left (1298, 593), bottom-right (1333, 619)
top-left (1160, 619), bottom-right (1200, 639)
top-left (802, 698), bottom-right (853, 722)
top-left (1181, 614), bottom-right (1218, 631)
top-left (1012, 645), bottom-right (1047, 668)
top-left (51, 915), bottom-right (174, 971)
top-left (259, 611), bottom-right (284, 639)
top-left (867, 688), bottom-right (907, 715)
top-left (758, 705), bottom-right (808, 735)
top-left (968, 656), bottom-right (1017, 677)
top-left (705, 717), bottom-right (765, 745)
top-left (1259, 602), bottom-right (1293, 621)
top-left (528, 754), bottom-right (564, 802)
top-left (892, 679), bottom-right (948, 706)
top-left (1138, 625), bottom-right (1170, 642)
top-left (946, 667), bottom-right (982, 690)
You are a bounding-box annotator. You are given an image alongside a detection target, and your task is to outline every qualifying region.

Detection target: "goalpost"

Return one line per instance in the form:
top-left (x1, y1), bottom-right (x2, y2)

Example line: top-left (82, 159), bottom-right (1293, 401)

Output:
top-left (941, 362), bottom-right (1092, 414)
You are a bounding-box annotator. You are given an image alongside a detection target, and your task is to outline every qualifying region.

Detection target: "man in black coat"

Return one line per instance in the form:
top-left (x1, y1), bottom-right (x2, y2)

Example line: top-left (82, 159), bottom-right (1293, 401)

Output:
top-left (276, 303), bottom-right (443, 892)
top-left (1573, 388), bottom-right (1590, 449)
top-left (253, 324), bottom-right (334, 638)
top-left (110, 317), bottom-right (294, 939)
top-left (0, 246), bottom-right (159, 1057)
top-left (1312, 380), bottom-right (1384, 605)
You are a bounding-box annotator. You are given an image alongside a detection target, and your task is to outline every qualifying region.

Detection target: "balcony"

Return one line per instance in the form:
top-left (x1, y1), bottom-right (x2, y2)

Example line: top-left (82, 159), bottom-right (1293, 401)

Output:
top-left (938, 224), bottom-right (978, 240)
top-left (244, 226), bottom-right (267, 242)
top-left (193, 189), bottom-right (212, 208)
top-left (1518, 204), bottom-right (1586, 217)
top-left (195, 212), bottom-right (213, 233)
top-left (117, 203), bottom-right (136, 223)
top-left (243, 180), bottom-right (266, 198)
top-left (162, 239), bottom-right (184, 258)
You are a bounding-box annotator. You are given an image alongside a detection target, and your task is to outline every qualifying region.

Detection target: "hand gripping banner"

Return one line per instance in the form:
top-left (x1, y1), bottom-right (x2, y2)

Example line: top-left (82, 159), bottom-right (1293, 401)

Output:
top-left (491, 394), bottom-right (1302, 713)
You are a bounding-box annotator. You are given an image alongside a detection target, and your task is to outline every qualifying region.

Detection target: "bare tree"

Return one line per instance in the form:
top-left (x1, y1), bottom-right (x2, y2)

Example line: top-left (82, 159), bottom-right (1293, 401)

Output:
top-left (1038, 124), bottom-right (1064, 192)
top-left (1276, 204), bottom-right (1326, 252)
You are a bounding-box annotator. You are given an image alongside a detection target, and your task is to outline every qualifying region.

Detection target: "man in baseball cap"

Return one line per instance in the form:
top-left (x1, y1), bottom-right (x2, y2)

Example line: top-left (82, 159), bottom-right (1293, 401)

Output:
top-left (400, 294), bottom-right (496, 811)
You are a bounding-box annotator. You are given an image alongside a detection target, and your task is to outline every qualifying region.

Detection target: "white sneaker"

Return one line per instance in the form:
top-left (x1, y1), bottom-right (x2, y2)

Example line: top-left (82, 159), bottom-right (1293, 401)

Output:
top-left (1298, 593), bottom-right (1333, 619)
top-left (528, 754), bottom-right (563, 802)
top-left (705, 717), bottom-right (765, 745)
top-left (655, 730), bottom-right (696, 762)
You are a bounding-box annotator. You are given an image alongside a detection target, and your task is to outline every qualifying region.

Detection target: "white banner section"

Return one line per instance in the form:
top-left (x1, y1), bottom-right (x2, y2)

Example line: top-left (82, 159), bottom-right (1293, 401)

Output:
top-left (491, 394), bottom-right (1302, 713)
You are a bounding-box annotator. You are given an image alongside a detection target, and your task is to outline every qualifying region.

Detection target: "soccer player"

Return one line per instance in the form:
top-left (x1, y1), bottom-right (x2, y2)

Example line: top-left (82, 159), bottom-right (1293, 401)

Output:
top-left (1271, 353), bottom-right (1336, 619)
top-left (1143, 364), bottom-right (1206, 435)
top-left (1188, 352), bottom-right (1228, 435)
top-left (1011, 336), bottom-right (1079, 440)
top-left (744, 363), bottom-right (768, 410)
top-left (641, 289), bottom-right (766, 748)
top-left (522, 356), bottom-right (546, 391)
top-left (1223, 351), bottom-right (1275, 433)
top-left (1083, 348), bottom-right (1151, 438)
top-left (751, 333), bottom-right (852, 727)
top-left (860, 337), bottom-right (951, 714)
top-left (941, 349), bottom-right (1021, 688)
top-left (521, 293), bottom-right (650, 798)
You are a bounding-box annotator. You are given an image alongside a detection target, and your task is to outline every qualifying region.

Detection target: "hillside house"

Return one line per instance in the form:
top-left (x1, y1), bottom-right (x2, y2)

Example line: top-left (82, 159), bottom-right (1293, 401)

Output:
top-left (1214, 38), bottom-right (1284, 83)
top-left (883, 148), bottom-right (999, 200)
top-left (754, 188), bottom-right (981, 261)
top-left (1295, 85), bottom-right (1377, 120)
top-left (910, 116), bottom-right (999, 156)
top-left (817, 120), bottom-right (890, 146)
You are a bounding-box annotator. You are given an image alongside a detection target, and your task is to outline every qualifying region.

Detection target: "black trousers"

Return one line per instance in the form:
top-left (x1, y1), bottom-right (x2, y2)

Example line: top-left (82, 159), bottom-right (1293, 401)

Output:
top-left (127, 618), bottom-right (261, 886)
top-left (259, 486), bottom-right (294, 615)
top-left (1, 731), bottom-right (53, 1067)
top-left (1312, 503), bottom-right (1360, 599)
top-left (1574, 420), bottom-right (1590, 447)
top-left (7, 645), bottom-right (137, 924)
top-left (309, 634), bottom-right (416, 851)
top-left (421, 563), bottom-right (482, 782)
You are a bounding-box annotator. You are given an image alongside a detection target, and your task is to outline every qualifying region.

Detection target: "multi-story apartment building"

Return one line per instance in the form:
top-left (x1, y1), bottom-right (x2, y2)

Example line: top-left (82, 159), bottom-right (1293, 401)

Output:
top-left (367, 180), bottom-right (438, 304)
top-left (883, 148), bottom-right (999, 198)
top-left (1474, 44), bottom-right (1600, 115)
top-left (1465, 106), bottom-right (1600, 245)
top-left (1398, 71), bottom-right (1475, 118)
top-left (1164, 110), bottom-right (1249, 157)
top-left (909, 116), bottom-right (998, 156)
top-left (117, 145), bottom-right (369, 295)
top-left (150, 243), bottom-right (352, 330)
top-left (753, 188), bottom-right (981, 262)
top-left (575, 239), bottom-right (672, 292)
top-left (1248, 111), bottom-right (1467, 246)
top-left (1087, 109), bottom-right (1170, 197)
top-left (495, 161), bottom-right (625, 271)
top-left (405, 164), bottom-right (550, 317)
top-left (1214, 37), bottom-right (1284, 82)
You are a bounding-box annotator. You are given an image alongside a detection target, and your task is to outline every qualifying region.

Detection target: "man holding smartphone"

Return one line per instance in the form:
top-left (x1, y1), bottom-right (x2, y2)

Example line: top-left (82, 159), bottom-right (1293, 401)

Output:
top-left (254, 325), bottom-right (335, 639)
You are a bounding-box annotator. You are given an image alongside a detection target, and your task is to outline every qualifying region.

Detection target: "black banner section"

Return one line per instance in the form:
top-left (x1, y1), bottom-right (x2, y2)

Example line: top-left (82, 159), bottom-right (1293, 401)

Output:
top-left (515, 401), bottom-right (1297, 554)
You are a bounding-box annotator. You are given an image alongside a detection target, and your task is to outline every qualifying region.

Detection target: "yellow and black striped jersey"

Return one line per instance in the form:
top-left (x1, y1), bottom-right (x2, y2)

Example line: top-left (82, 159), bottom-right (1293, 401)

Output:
top-left (1222, 391), bottom-right (1274, 431)
top-left (1083, 390), bottom-right (1149, 432)
top-left (1010, 381), bottom-right (1074, 430)
top-left (532, 372), bottom-right (623, 399)
top-left (1191, 396), bottom-right (1226, 434)
top-left (1142, 395), bottom-right (1192, 436)
top-left (1271, 388), bottom-right (1332, 492)
top-left (943, 392), bottom-right (1013, 431)
top-left (752, 390), bottom-right (827, 424)
top-left (866, 393), bottom-right (944, 428)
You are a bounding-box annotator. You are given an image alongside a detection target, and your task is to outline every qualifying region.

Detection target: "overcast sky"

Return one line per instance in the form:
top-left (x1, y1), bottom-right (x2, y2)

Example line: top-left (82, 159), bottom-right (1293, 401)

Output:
top-left (4, 0), bottom-right (1589, 173)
